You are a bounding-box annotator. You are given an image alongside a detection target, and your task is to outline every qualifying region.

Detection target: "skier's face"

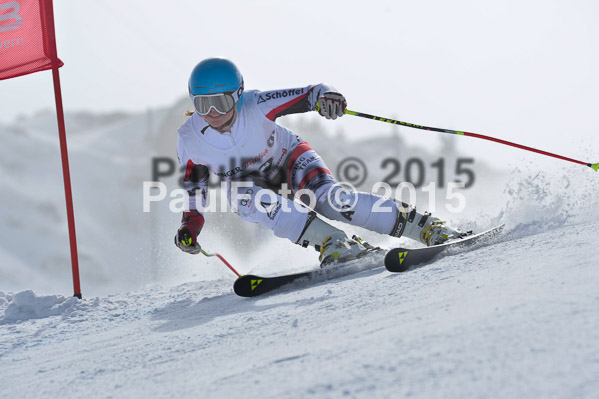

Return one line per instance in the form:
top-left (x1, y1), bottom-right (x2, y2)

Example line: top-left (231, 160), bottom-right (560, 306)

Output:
top-left (202, 107), bottom-right (236, 131)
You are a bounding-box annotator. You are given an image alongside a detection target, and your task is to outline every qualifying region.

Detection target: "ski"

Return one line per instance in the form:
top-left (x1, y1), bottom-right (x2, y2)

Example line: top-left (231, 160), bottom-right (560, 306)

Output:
top-left (233, 271), bottom-right (314, 297)
top-left (384, 225), bottom-right (504, 272)
top-left (234, 225), bottom-right (503, 297)
top-left (233, 248), bottom-right (385, 297)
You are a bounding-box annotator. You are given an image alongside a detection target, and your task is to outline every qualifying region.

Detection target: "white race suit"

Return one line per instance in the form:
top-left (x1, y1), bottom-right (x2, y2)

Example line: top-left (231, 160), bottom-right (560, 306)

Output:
top-left (177, 84), bottom-right (405, 244)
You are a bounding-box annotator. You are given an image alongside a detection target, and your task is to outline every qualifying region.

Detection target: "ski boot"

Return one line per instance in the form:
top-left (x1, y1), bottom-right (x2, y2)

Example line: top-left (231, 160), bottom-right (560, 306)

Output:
top-left (418, 218), bottom-right (464, 246)
top-left (390, 205), bottom-right (464, 247)
top-left (296, 212), bottom-right (368, 267)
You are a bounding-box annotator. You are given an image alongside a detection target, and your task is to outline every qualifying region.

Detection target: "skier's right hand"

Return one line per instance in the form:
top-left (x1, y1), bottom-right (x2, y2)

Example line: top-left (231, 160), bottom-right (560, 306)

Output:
top-left (174, 210), bottom-right (204, 255)
top-left (317, 91), bottom-right (346, 120)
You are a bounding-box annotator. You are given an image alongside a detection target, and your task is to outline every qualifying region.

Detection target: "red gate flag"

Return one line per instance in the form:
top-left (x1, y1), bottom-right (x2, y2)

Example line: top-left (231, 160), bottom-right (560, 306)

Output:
top-left (0, 0), bottom-right (63, 80)
top-left (0, 0), bottom-right (81, 298)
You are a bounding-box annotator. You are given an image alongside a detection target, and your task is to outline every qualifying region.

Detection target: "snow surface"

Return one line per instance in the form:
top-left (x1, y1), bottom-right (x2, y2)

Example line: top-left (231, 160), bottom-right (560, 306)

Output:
top-left (1, 219), bottom-right (598, 399)
top-left (1, 105), bottom-right (598, 398)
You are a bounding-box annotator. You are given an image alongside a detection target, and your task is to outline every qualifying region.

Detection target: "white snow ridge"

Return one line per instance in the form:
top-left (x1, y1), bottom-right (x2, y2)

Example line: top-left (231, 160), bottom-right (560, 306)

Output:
top-left (0, 290), bottom-right (81, 323)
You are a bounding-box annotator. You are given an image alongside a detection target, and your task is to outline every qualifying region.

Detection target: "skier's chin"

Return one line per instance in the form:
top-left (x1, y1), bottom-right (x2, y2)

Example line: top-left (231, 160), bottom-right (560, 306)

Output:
top-left (203, 110), bottom-right (235, 130)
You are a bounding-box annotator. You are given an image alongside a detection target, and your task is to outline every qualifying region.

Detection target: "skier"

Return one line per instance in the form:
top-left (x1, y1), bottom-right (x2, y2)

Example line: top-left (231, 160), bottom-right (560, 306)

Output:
top-left (174, 58), bottom-right (463, 266)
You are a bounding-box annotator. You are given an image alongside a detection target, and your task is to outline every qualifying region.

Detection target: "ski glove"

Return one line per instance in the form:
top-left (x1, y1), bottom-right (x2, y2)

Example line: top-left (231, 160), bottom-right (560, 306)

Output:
top-left (174, 210), bottom-right (205, 255)
top-left (317, 91), bottom-right (346, 120)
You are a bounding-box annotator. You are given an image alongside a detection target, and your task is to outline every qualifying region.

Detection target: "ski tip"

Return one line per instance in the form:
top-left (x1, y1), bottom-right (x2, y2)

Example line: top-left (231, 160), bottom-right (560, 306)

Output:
top-left (233, 274), bottom-right (264, 297)
top-left (590, 163), bottom-right (599, 172)
top-left (384, 248), bottom-right (412, 273)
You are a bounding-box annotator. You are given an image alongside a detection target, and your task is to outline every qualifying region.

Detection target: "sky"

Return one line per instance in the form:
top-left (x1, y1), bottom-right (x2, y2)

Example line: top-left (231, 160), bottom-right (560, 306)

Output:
top-left (1, 0), bottom-right (598, 167)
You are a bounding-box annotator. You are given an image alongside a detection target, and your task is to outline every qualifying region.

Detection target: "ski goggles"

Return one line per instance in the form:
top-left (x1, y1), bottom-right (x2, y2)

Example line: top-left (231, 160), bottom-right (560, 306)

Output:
top-left (192, 88), bottom-right (243, 116)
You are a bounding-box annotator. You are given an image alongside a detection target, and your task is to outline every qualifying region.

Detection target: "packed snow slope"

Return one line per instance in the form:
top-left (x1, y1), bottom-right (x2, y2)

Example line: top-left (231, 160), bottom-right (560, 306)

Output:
top-left (1, 213), bottom-right (598, 398)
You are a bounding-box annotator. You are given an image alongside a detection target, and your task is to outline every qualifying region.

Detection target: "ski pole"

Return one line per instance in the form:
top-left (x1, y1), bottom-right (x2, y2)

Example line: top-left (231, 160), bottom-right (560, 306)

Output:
top-left (199, 248), bottom-right (242, 278)
top-left (344, 109), bottom-right (598, 172)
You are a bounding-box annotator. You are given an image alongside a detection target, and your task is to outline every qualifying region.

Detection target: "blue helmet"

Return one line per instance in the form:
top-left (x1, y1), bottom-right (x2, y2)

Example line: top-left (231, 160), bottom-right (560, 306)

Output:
top-left (188, 58), bottom-right (244, 97)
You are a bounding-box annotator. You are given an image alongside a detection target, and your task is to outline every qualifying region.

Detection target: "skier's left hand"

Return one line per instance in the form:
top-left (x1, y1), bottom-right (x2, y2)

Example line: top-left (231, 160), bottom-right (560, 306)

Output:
top-left (174, 210), bottom-right (204, 255)
top-left (317, 91), bottom-right (346, 120)
top-left (175, 228), bottom-right (201, 254)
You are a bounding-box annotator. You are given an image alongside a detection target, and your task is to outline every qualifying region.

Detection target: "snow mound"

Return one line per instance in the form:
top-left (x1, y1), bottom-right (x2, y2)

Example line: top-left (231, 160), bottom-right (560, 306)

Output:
top-left (492, 166), bottom-right (599, 240)
top-left (0, 290), bottom-right (81, 324)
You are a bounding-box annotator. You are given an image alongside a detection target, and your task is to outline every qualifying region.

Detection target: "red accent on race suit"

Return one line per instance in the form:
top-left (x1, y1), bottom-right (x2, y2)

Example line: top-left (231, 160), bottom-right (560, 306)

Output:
top-left (265, 92), bottom-right (310, 121)
top-left (286, 141), bottom-right (313, 188)
top-left (298, 168), bottom-right (331, 192)
top-left (184, 159), bottom-right (195, 181)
